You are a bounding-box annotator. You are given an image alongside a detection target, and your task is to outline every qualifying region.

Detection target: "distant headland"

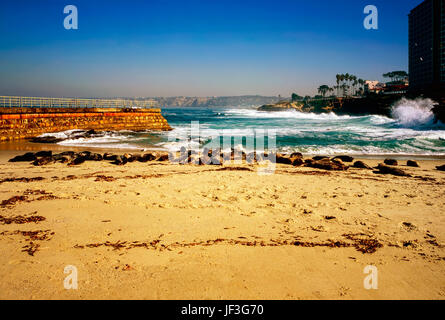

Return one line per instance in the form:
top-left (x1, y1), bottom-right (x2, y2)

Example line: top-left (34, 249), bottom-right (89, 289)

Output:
top-left (257, 72), bottom-right (445, 123)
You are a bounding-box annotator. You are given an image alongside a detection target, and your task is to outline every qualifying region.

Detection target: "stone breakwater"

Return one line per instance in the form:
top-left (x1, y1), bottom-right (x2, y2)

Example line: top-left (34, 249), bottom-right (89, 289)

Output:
top-left (0, 107), bottom-right (171, 141)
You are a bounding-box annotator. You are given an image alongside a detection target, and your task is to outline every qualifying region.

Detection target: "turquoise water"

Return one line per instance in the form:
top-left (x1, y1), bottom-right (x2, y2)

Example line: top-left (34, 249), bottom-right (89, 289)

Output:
top-left (51, 98), bottom-right (445, 156)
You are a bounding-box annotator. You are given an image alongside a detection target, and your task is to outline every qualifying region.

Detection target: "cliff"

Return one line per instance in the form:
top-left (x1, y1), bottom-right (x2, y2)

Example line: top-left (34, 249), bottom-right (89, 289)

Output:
top-left (257, 101), bottom-right (307, 111)
top-left (258, 94), bottom-right (404, 117)
top-left (432, 103), bottom-right (445, 123)
top-left (150, 95), bottom-right (279, 108)
top-left (0, 107), bottom-right (171, 141)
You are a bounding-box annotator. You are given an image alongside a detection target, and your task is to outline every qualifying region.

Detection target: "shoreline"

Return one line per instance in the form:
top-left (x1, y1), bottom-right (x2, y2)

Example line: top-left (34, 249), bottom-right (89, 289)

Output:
top-left (1, 140), bottom-right (445, 161)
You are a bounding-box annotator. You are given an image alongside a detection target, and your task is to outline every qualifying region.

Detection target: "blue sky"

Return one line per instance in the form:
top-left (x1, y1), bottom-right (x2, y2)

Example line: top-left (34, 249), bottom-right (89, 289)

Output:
top-left (0, 0), bottom-right (422, 97)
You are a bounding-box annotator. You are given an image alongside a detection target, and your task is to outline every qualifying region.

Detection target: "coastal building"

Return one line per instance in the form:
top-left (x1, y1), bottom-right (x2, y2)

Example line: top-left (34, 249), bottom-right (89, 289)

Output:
top-left (364, 80), bottom-right (386, 94)
top-left (384, 77), bottom-right (409, 93)
top-left (408, 0), bottom-right (445, 92)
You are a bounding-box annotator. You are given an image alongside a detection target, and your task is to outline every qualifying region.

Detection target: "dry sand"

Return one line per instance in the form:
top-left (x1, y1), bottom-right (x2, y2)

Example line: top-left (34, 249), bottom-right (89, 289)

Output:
top-left (0, 149), bottom-right (444, 299)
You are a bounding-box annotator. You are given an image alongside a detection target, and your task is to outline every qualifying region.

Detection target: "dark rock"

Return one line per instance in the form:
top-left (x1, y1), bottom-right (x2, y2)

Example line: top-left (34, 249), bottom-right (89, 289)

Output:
top-left (436, 164), bottom-right (445, 171)
top-left (352, 161), bottom-right (372, 169)
top-left (406, 160), bottom-right (420, 167)
top-left (53, 153), bottom-right (72, 163)
top-left (276, 153), bottom-right (293, 165)
top-left (30, 136), bottom-right (64, 143)
top-left (84, 153), bottom-right (102, 161)
top-left (103, 153), bottom-right (118, 161)
top-left (75, 151), bottom-right (102, 161)
top-left (90, 153), bottom-right (103, 161)
top-left (312, 156), bottom-right (329, 161)
top-left (384, 159), bottom-right (398, 166)
top-left (332, 155), bottom-right (354, 163)
top-left (374, 163), bottom-right (411, 177)
top-left (122, 153), bottom-right (135, 162)
top-left (138, 153), bottom-right (156, 162)
top-left (156, 153), bottom-right (170, 162)
top-left (9, 152), bottom-right (37, 162)
top-left (59, 151), bottom-right (76, 157)
top-left (85, 129), bottom-right (97, 136)
top-left (111, 155), bottom-right (127, 166)
top-left (306, 158), bottom-right (348, 171)
top-left (79, 151), bottom-right (91, 158)
top-left (292, 157), bottom-right (304, 166)
top-left (32, 156), bottom-right (55, 166)
top-left (35, 151), bottom-right (52, 158)
top-left (68, 156), bottom-right (86, 166)
top-left (290, 152), bottom-right (303, 158)
top-left (130, 154), bottom-right (142, 162)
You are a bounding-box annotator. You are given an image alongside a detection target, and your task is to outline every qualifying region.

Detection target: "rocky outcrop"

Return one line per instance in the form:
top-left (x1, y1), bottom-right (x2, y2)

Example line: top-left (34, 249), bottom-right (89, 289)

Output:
top-left (305, 158), bottom-right (349, 171)
top-left (352, 161), bottom-right (372, 169)
top-left (8, 152), bottom-right (37, 162)
top-left (432, 102), bottom-right (445, 124)
top-left (407, 160), bottom-right (420, 167)
top-left (384, 159), bottom-right (398, 166)
top-left (332, 155), bottom-right (354, 163)
top-left (258, 101), bottom-right (306, 112)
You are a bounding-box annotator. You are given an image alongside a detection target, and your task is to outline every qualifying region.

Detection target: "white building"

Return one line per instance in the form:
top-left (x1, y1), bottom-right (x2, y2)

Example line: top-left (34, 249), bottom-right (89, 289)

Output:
top-left (364, 80), bottom-right (386, 93)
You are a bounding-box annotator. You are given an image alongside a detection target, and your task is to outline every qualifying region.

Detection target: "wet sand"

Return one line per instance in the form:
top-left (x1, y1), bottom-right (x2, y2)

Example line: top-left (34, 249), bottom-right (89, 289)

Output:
top-left (0, 148), bottom-right (444, 299)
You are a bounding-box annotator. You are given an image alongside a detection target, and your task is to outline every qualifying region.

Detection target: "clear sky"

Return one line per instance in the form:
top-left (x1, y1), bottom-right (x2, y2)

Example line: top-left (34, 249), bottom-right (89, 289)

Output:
top-left (0, 0), bottom-right (423, 98)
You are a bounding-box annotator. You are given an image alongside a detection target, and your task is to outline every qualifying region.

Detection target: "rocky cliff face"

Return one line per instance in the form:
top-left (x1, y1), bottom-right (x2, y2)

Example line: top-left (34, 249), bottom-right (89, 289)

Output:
top-left (432, 103), bottom-right (445, 123)
top-left (257, 101), bottom-right (306, 111)
top-left (258, 95), bottom-right (405, 117)
top-left (151, 95), bottom-right (279, 108)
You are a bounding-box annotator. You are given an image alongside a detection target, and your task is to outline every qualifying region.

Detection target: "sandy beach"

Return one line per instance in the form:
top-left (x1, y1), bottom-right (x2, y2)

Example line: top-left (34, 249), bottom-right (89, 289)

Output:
top-left (0, 147), bottom-right (444, 300)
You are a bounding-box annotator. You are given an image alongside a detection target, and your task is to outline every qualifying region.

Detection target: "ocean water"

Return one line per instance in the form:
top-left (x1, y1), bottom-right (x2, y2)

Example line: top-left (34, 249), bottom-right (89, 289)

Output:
top-left (45, 98), bottom-right (445, 156)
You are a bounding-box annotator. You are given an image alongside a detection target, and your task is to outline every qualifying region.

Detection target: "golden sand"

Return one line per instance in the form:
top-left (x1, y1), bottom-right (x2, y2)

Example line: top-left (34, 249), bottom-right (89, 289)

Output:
top-left (0, 150), bottom-right (444, 299)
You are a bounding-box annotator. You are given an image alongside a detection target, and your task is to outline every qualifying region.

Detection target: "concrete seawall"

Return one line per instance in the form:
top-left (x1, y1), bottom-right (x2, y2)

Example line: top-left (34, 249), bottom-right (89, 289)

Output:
top-left (0, 107), bottom-right (171, 141)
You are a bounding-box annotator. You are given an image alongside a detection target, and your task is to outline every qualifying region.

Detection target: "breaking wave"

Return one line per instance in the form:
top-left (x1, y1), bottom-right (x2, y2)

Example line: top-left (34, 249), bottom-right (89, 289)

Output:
top-left (391, 98), bottom-right (443, 129)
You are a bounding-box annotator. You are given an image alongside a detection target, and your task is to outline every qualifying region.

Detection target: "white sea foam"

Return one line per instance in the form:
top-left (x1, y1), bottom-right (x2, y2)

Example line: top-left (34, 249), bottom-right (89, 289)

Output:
top-left (391, 97), bottom-right (443, 129)
top-left (224, 108), bottom-right (357, 120)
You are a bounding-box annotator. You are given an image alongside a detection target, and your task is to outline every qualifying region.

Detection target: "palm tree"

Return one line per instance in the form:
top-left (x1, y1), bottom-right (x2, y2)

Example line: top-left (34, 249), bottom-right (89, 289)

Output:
top-left (339, 74), bottom-right (345, 96)
top-left (317, 85), bottom-right (330, 97)
top-left (335, 74), bottom-right (341, 96)
top-left (352, 75), bottom-right (358, 95)
top-left (358, 79), bottom-right (365, 96)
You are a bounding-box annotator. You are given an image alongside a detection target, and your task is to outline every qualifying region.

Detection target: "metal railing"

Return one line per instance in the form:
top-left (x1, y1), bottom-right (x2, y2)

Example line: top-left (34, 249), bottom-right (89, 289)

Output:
top-left (0, 95), bottom-right (157, 108)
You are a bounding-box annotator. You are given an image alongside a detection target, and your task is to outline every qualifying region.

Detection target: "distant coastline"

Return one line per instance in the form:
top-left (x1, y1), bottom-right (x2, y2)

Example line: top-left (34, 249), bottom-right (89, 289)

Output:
top-left (146, 95), bottom-right (279, 108)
